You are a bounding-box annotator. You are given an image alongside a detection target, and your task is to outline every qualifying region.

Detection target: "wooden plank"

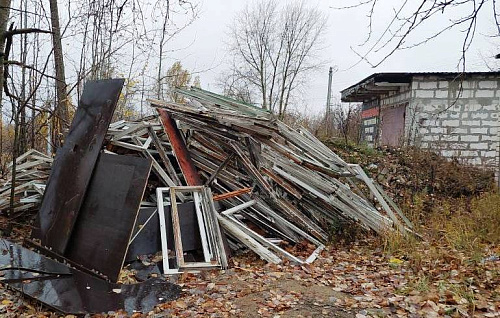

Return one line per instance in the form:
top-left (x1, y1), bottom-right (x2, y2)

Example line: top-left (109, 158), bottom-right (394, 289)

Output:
top-left (170, 189), bottom-right (185, 267)
top-left (226, 214), bottom-right (304, 263)
top-left (221, 200), bottom-right (256, 216)
top-left (373, 181), bottom-right (413, 229)
top-left (260, 167), bottom-right (302, 200)
top-left (110, 140), bottom-right (147, 151)
top-left (349, 164), bottom-right (405, 233)
top-left (147, 126), bottom-right (183, 186)
top-left (205, 153), bottom-right (235, 185)
top-left (203, 187), bottom-right (229, 269)
top-left (213, 188), bottom-right (252, 201)
top-left (64, 153), bottom-right (152, 282)
top-left (193, 192), bottom-right (211, 263)
top-left (36, 79), bottom-right (124, 254)
top-left (217, 215), bottom-right (281, 264)
top-left (229, 141), bottom-right (273, 194)
top-left (157, 189), bottom-right (174, 274)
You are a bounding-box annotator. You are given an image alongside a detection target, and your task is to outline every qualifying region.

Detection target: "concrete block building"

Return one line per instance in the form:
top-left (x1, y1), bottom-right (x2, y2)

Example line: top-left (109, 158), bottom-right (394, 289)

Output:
top-left (341, 72), bottom-right (500, 181)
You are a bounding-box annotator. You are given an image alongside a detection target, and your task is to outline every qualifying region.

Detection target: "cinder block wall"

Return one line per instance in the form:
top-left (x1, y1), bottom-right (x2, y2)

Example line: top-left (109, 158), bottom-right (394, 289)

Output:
top-left (406, 75), bottom-right (500, 177)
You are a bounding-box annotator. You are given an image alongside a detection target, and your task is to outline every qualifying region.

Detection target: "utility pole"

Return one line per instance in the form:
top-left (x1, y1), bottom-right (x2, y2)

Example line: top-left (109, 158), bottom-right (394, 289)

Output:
top-left (326, 66), bottom-right (333, 136)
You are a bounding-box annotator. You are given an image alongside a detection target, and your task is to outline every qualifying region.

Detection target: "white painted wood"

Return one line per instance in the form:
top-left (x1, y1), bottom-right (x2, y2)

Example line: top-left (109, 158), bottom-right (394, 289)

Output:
top-left (221, 200), bottom-right (256, 216)
top-left (305, 245), bottom-right (325, 264)
top-left (227, 215), bottom-right (304, 264)
top-left (349, 164), bottom-right (405, 233)
top-left (217, 214), bottom-right (281, 264)
top-left (156, 188), bottom-right (173, 275)
top-left (110, 140), bottom-right (146, 151)
top-left (193, 191), bottom-right (211, 262)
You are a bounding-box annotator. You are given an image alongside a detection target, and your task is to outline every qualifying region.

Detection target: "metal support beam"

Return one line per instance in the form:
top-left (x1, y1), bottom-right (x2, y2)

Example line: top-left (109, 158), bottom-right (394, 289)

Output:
top-left (157, 109), bottom-right (202, 186)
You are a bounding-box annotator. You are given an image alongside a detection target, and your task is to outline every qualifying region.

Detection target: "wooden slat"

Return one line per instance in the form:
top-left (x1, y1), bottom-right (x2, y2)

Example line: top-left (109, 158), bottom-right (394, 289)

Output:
top-left (213, 187), bottom-right (252, 201)
top-left (148, 126), bottom-right (183, 186)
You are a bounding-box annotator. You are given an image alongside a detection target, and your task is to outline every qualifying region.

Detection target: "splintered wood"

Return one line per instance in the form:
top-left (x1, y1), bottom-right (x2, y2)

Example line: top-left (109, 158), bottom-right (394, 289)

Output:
top-left (2, 87), bottom-right (411, 268)
top-left (146, 87), bottom-right (412, 264)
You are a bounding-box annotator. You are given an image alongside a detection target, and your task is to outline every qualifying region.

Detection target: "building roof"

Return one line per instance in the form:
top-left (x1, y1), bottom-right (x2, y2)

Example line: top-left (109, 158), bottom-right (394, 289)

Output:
top-left (341, 71), bottom-right (500, 102)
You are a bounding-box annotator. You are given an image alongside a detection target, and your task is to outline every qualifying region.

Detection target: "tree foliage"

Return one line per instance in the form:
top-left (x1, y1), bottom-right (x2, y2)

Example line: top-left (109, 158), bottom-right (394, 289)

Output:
top-left (164, 61), bottom-right (196, 102)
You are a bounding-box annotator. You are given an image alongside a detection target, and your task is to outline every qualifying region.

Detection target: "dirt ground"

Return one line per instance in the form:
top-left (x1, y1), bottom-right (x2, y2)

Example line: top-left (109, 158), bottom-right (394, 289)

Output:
top-left (0, 234), bottom-right (499, 317)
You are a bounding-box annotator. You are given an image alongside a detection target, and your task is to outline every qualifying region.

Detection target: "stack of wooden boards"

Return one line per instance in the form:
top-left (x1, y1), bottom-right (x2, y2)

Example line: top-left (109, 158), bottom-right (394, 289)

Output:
top-left (0, 149), bottom-right (52, 214)
top-left (145, 87), bottom-right (412, 264)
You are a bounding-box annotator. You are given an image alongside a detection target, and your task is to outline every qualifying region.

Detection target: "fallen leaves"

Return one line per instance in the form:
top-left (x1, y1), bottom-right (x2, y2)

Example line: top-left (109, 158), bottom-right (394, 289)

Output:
top-left (143, 237), bottom-right (499, 317)
top-left (0, 237), bottom-right (498, 317)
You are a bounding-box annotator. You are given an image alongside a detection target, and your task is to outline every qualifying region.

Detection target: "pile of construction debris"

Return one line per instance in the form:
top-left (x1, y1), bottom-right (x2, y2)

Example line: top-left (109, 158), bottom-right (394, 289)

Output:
top-left (0, 149), bottom-right (51, 213)
top-left (0, 81), bottom-right (411, 315)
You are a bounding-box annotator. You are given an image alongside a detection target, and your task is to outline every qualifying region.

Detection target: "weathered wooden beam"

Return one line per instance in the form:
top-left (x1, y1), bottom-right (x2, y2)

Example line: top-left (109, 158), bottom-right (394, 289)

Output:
top-left (148, 126), bottom-right (183, 186)
top-left (229, 141), bottom-right (273, 194)
top-left (205, 153), bottom-right (235, 186)
top-left (221, 200), bottom-right (256, 216)
top-left (217, 215), bottom-right (281, 264)
top-left (260, 167), bottom-right (302, 200)
top-left (213, 187), bottom-right (252, 201)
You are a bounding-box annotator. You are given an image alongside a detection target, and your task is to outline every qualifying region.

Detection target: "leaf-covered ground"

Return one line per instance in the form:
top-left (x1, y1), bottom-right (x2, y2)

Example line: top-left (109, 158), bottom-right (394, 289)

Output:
top-left (1, 236), bottom-right (499, 317)
top-left (1, 146), bottom-right (498, 317)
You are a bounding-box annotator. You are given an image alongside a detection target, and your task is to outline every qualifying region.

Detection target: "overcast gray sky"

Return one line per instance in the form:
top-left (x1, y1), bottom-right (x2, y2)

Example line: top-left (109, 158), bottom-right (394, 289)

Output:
top-left (164, 0), bottom-right (499, 114)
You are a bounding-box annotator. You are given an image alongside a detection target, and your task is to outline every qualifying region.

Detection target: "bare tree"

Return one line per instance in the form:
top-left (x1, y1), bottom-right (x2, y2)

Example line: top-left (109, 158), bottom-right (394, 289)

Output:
top-left (0, 0), bottom-right (11, 107)
top-left (332, 102), bottom-right (361, 146)
top-left (336, 0), bottom-right (497, 70)
top-left (49, 0), bottom-right (68, 147)
top-left (228, 1), bottom-right (327, 119)
top-left (155, 1), bottom-right (198, 99)
top-left (217, 69), bottom-right (254, 105)
top-left (0, 0), bottom-right (11, 167)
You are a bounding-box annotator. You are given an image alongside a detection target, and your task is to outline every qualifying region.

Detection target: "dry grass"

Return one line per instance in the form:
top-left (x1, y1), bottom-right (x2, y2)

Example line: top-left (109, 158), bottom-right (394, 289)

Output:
top-left (381, 192), bottom-right (500, 269)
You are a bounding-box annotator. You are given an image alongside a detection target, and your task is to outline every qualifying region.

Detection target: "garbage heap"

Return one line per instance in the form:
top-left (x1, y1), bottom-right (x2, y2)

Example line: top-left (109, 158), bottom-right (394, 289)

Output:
top-left (0, 82), bottom-right (411, 315)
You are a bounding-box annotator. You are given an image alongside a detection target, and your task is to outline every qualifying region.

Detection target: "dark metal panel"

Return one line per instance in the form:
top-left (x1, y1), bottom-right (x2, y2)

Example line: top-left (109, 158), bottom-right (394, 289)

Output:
top-left (158, 109), bottom-right (202, 186)
top-left (36, 79), bottom-right (125, 254)
top-left (0, 239), bottom-right (180, 315)
top-left (65, 153), bottom-right (152, 282)
top-left (126, 203), bottom-right (202, 262)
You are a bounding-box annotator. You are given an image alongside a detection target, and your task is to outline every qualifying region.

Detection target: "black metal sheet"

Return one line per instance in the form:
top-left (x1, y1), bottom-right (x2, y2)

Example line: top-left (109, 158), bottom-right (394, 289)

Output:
top-left (0, 239), bottom-right (180, 315)
top-left (36, 79), bottom-right (125, 254)
top-left (126, 203), bottom-right (202, 262)
top-left (65, 153), bottom-right (152, 282)
top-left (0, 239), bottom-right (71, 279)
top-left (127, 260), bottom-right (162, 282)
